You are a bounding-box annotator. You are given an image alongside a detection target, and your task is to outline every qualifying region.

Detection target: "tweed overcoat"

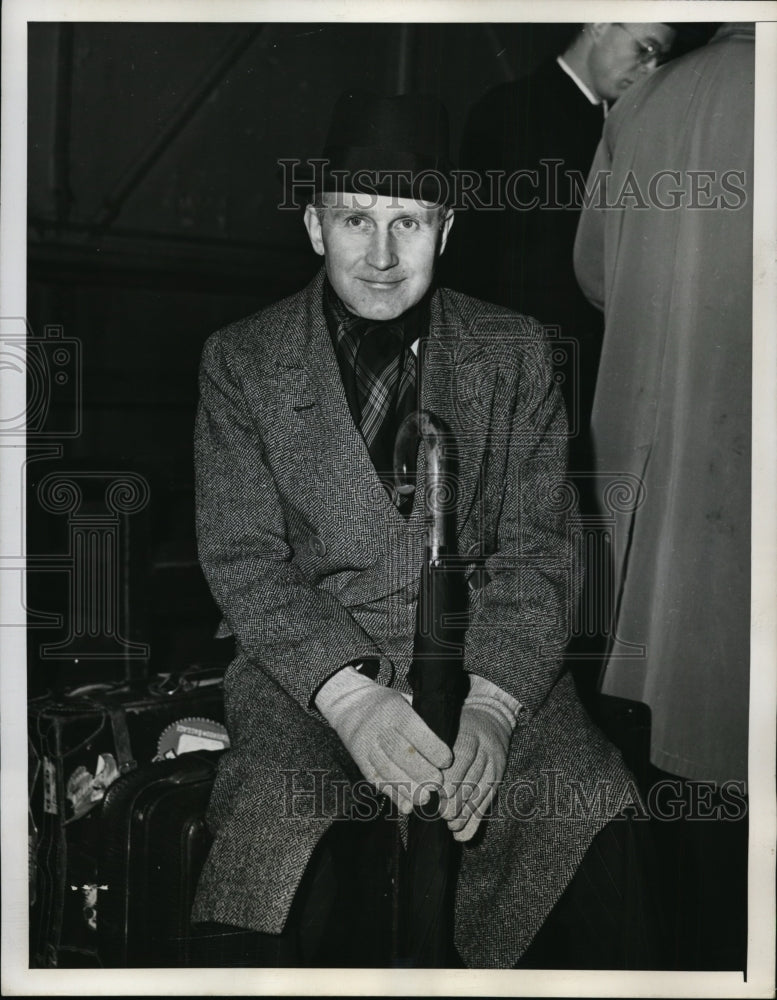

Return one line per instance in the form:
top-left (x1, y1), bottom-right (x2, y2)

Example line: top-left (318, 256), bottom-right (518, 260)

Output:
top-left (191, 267), bottom-right (635, 968)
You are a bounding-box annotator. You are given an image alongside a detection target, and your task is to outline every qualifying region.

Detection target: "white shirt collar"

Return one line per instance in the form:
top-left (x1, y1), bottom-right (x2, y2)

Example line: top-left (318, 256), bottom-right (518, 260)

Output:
top-left (556, 55), bottom-right (606, 111)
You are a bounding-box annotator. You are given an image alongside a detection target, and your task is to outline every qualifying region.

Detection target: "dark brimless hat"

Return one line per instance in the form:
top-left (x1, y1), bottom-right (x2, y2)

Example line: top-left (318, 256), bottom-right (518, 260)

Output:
top-left (301, 90), bottom-right (454, 205)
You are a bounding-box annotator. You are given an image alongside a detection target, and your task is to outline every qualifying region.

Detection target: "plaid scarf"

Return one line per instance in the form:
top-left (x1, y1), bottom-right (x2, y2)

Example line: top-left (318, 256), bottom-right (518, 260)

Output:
top-left (324, 279), bottom-right (429, 512)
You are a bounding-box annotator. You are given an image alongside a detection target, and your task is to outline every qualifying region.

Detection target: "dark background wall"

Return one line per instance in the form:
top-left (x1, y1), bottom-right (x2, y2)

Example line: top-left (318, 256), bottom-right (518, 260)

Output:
top-left (27, 21), bottom-right (578, 694)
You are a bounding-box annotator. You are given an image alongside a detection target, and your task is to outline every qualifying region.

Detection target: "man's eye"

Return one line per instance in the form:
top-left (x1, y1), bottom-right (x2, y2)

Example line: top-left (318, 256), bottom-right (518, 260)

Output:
top-left (345, 216), bottom-right (366, 228)
top-left (396, 219), bottom-right (419, 231)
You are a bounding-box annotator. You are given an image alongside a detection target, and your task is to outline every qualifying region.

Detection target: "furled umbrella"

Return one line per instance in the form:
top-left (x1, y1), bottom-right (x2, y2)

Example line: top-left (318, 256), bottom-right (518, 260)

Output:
top-left (393, 409), bottom-right (469, 967)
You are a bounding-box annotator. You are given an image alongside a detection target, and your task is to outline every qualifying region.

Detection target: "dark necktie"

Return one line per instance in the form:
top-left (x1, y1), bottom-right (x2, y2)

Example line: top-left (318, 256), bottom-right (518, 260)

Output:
top-left (354, 322), bottom-right (417, 507)
top-left (323, 279), bottom-right (425, 514)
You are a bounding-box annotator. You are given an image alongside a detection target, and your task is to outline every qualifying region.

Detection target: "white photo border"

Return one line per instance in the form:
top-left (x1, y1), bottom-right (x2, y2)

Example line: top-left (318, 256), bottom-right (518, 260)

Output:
top-left (2, 1), bottom-right (775, 996)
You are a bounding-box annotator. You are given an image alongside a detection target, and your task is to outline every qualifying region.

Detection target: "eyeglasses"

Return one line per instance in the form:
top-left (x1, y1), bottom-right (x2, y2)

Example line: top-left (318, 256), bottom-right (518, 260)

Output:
top-left (613, 23), bottom-right (665, 65)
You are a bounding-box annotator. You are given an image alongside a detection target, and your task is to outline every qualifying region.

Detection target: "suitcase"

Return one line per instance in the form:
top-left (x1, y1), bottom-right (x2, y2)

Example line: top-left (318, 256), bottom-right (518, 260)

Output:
top-left (28, 669), bottom-right (228, 968)
top-left (97, 750), bottom-right (222, 967)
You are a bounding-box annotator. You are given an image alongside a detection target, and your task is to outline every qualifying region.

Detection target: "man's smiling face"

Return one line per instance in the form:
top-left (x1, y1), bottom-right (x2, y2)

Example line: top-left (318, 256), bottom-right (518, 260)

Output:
top-left (304, 191), bottom-right (454, 321)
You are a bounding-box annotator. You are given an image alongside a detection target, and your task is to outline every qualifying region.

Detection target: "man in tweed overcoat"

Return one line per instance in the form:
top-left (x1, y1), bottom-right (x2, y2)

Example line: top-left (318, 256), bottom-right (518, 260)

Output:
top-left (191, 93), bottom-right (644, 969)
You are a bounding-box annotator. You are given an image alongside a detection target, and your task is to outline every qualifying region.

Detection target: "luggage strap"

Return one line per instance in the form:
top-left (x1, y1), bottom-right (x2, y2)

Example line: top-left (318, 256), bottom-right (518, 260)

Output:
top-left (107, 706), bottom-right (137, 774)
top-left (74, 689), bottom-right (138, 774)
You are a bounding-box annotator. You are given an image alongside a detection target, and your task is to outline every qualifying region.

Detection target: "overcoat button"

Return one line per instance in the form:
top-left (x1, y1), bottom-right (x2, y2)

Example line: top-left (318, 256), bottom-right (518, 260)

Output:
top-left (310, 535), bottom-right (327, 556)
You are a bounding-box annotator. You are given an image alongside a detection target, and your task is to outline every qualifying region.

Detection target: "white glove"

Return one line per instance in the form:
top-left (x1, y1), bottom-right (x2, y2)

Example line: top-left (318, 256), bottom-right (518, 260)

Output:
top-left (440, 674), bottom-right (521, 842)
top-left (315, 667), bottom-right (453, 815)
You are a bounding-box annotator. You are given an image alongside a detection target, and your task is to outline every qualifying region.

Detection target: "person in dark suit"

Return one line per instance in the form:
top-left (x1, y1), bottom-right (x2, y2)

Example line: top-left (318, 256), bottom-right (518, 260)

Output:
top-left (190, 92), bottom-right (657, 970)
top-left (446, 23), bottom-right (677, 457)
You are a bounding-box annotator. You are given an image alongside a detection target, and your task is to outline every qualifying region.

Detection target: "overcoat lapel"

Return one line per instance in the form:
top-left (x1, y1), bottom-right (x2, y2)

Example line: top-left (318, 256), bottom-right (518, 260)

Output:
top-left (276, 270), bottom-right (495, 606)
top-left (421, 293), bottom-right (496, 537)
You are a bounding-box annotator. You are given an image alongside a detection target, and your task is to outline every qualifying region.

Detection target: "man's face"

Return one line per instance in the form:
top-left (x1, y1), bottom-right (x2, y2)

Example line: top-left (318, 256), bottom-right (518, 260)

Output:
top-left (587, 23), bottom-right (676, 102)
top-left (304, 191), bottom-right (454, 321)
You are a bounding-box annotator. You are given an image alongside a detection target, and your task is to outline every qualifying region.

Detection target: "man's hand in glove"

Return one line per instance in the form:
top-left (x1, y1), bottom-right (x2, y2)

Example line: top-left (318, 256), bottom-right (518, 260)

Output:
top-left (440, 674), bottom-right (521, 842)
top-left (315, 666), bottom-right (453, 815)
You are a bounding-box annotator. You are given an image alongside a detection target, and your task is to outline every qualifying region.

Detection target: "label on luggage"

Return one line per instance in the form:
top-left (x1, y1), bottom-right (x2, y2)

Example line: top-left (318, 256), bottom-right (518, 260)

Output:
top-left (65, 754), bottom-right (121, 820)
top-left (43, 758), bottom-right (57, 815)
top-left (155, 717), bottom-right (229, 760)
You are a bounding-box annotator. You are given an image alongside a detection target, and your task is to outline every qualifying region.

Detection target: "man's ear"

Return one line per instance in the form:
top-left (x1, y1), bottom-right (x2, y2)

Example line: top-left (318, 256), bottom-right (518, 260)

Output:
top-left (304, 204), bottom-right (325, 256)
top-left (437, 208), bottom-right (455, 256)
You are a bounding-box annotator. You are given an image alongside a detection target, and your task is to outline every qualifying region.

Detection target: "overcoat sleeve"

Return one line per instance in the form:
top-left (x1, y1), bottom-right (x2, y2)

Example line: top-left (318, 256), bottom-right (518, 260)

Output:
top-left (463, 326), bottom-right (580, 721)
top-left (194, 330), bottom-right (394, 714)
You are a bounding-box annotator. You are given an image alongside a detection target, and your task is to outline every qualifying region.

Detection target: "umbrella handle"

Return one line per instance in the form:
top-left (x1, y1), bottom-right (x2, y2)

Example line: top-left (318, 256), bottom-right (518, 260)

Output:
top-left (394, 408), bottom-right (468, 734)
top-left (393, 410), bottom-right (455, 561)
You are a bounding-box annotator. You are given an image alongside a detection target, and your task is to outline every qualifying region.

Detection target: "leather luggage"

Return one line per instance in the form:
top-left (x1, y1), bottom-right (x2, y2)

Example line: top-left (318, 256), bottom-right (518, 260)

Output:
top-left (97, 750), bottom-right (222, 967)
top-left (27, 672), bottom-right (227, 968)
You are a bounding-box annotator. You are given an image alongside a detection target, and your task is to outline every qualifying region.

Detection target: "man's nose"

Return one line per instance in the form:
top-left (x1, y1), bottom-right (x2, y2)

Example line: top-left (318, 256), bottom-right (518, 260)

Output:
top-left (365, 229), bottom-right (398, 270)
